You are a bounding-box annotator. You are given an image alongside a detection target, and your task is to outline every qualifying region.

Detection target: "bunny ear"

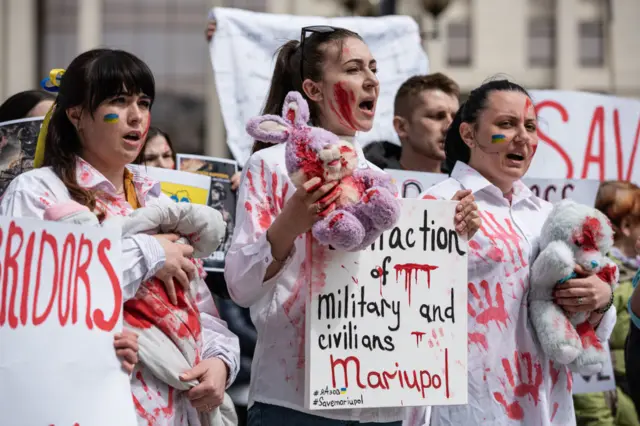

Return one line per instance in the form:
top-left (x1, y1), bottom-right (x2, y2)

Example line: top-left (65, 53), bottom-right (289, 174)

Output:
top-left (283, 91), bottom-right (310, 127)
top-left (246, 115), bottom-right (291, 144)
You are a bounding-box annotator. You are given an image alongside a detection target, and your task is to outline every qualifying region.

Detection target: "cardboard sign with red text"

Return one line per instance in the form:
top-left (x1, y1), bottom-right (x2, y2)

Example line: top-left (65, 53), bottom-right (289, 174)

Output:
top-left (529, 90), bottom-right (640, 183)
top-left (305, 199), bottom-right (468, 409)
top-left (0, 216), bottom-right (137, 426)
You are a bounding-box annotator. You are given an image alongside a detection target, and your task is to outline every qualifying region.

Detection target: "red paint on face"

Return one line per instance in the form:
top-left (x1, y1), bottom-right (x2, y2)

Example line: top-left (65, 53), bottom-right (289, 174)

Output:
top-left (393, 263), bottom-right (439, 306)
top-left (332, 82), bottom-right (357, 131)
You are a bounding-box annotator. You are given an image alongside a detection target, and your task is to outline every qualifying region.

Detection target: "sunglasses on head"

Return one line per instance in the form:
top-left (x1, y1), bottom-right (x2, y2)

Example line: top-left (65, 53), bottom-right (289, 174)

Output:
top-left (299, 25), bottom-right (337, 81)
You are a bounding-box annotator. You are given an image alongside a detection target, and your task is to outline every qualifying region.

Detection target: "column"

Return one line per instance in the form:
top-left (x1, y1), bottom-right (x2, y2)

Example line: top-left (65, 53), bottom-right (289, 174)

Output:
top-left (555, 0), bottom-right (578, 90)
top-left (77, 0), bottom-right (102, 54)
top-left (2, 0), bottom-right (37, 98)
top-left (204, 0), bottom-right (229, 159)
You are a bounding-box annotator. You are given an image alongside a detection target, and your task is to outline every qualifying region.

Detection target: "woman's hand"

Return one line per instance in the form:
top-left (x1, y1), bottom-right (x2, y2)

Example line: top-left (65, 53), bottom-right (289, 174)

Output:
top-left (554, 265), bottom-right (613, 312)
top-left (452, 189), bottom-right (481, 239)
top-left (205, 19), bottom-right (217, 42)
top-left (153, 233), bottom-right (197, 305)
top-left (114, 329), bottom-right (138, 374)
top-left (180, 357), bottom-right (229, 412)
top-left (275, 177), bottom-right (341, 238)
top-left (230, 172), bottom-right (241, 191)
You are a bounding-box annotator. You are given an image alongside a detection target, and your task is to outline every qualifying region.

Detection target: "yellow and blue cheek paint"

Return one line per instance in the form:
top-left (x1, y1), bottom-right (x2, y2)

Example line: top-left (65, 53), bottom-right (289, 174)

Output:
top-left (103, 113), bottom-right (119, 123)
top-left (491, 134), bottom-right (507, 144)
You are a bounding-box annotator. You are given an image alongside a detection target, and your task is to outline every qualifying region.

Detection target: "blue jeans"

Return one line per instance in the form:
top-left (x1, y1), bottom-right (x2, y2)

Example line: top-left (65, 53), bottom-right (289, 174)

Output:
top-left (248, 402), bottom-right (403, 426)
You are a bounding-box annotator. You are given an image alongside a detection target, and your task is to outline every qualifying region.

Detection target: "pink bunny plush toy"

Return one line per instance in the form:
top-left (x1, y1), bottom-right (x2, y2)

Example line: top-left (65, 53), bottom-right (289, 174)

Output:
top-left (245, 91), bottom-right (400, 252)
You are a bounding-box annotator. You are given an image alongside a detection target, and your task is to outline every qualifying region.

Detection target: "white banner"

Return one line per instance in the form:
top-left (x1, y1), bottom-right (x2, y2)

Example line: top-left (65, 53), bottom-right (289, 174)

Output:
top-left (385, 170), bottom-right (601, 207)
top-left (209, 7), bottom-right (428, 167)
top-left (305, 199), bottom-right (468, 409)
top-left (529, 90), bottom-right (640, 184)
top-left (571, 349), bottom-right (616, 394)
top-left (0, 216), bottom-right (137, 426)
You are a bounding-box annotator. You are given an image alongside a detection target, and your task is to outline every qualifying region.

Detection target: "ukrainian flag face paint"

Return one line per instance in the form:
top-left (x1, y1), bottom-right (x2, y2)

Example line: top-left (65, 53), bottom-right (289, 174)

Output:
top-left (491, 134), bottom-right (507, 144)
top-left (103, 113), bottom-right (119, 123)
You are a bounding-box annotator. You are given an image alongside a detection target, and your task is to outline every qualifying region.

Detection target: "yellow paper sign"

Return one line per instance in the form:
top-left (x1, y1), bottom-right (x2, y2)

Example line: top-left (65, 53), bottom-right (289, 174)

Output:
top-left (160, 182), bottom-right (209, 205)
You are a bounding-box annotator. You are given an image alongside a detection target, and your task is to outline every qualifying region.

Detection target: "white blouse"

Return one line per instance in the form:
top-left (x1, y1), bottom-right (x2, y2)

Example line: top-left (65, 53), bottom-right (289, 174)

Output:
top-left (406, 162), bottom-right (616, 426)
top-left (225, 141), bottom-right (407, 422)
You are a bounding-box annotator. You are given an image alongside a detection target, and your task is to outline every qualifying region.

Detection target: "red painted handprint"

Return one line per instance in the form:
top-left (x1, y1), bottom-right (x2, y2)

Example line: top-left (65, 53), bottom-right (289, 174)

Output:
top-left (468, 280), bottom-right (509, 331)
top-left (478, 211), bottom-right (528, 270)
top-left (493, 351), bottom-right (543, 420)
top-left (244, 160), bottom-right (289, 231)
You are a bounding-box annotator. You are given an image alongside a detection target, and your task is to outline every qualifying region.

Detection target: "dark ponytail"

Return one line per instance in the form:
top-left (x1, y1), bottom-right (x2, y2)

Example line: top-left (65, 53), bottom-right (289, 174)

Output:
top-left (252, 27), bottom-right (362, 153)
top-left (444, 78), bottom-right (531, 175)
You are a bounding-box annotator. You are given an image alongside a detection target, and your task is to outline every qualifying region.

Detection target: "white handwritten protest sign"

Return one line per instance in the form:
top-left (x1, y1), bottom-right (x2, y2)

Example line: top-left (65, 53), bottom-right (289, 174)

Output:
top-left (209, 7), bottom-right (428, 166)
top-left (305, 199), bottom-right (468, 409)
top-left (572, 349), bottom-right (616, 394)
top-left (0, 216), bottom-right (137, 426)
top-left (386, 170), bottom-right (601, 207)
top-left (530, 90), bottom-right (640, 184)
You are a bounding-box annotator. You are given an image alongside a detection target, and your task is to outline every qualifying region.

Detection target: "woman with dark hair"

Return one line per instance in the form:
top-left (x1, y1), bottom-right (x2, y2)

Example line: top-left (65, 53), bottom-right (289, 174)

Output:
top-left (225, 26), bottom-right (479, 426)
top-left (0, 48), bottom-right (239, 425)
top-left (134, 126), bottom-right (177, 169)
top-left (415, 79), bottom-right (616, 425)
top-left (0, 90), bottom-right (55, 122)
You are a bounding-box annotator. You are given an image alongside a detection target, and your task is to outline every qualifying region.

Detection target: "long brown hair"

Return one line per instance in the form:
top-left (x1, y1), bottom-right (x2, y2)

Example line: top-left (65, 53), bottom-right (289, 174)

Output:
top-left (253, 27), bottom-right (362, 153)
top-left (43, 49), bottom-right (155, 213)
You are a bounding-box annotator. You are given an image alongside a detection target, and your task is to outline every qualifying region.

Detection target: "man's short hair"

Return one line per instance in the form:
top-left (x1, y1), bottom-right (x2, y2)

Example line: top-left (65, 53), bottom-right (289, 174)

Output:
top-left (394, 73), bottom-right (460, 119)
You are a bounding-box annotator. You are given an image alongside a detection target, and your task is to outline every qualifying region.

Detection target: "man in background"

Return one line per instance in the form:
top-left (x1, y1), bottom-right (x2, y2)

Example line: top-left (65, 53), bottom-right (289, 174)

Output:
top-left (364, 72), bottom-right (460, 174)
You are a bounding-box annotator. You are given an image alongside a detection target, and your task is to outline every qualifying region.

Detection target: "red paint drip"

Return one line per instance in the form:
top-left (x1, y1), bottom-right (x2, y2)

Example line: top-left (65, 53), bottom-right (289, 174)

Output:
top-left (376, 266), bottom-right (384, 295)
top-left (286, 108), bottom-right (296, 123)
top-left (411, 331), bottom-right (426, 347)
top-left (244, 201), bottom-right (252, 212)
top-left (393, 263), bottom-right (439, 306)
top-left (332, 82), bottom-right (357, 130)
top-left (468, 332), bottom-right (488, 350)
top-left (468, 240), bottom-right (481, 251)
top-left (576, 321), bottom-right (604, 350)
top-left (550, 402), bottom-right (559, 422)
top-left (549, 361), bottom-right (560, 390)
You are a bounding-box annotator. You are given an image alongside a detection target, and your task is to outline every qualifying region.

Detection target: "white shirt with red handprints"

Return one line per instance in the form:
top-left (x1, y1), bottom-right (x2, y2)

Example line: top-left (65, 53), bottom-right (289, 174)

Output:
top-left (225, 140), bottom-right (407, 422)
top-left (0, 158), bottom-right (240, 426)
top-left (402, 161), bottom-right (616, 426)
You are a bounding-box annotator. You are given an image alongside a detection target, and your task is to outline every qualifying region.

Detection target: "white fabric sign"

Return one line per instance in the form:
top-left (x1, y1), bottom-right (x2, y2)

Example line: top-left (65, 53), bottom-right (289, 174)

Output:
top-left (0, 216), bottom-right (136, 426)
top-left (305, 199), bottom-right (468, 409)
top-left (386, 170), bottom-right (601, 207)
top-left (572, 349), bottom-right (616, 394)
top-left (209, 7), bottom-right (429, 167)
top-left (529, 90), bottom-right (640, 184)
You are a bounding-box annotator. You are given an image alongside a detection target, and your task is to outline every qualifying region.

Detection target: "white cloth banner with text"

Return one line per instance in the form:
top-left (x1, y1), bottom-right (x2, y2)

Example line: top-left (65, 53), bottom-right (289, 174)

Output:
top-left (529, 90), bottom-right (640, 184)
top-left (0, 216), bottom-right (136, 426)
top-left (305, 199), bottom-right (468, 409)
top-left (386, 169), bottom-right (601, 207)
top-left (209, 7), bottom-right (428, 167)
